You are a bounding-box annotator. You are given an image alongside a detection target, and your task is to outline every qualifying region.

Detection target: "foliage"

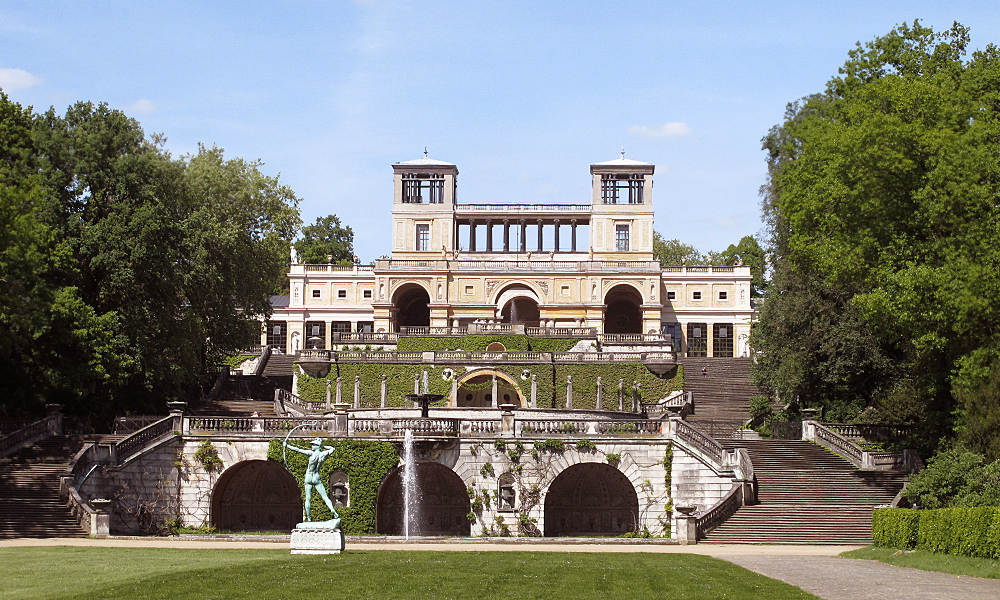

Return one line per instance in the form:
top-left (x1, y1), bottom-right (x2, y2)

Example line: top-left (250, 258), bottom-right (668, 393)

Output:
top-left (842, 545), bottom-right (1000, 579)
top-left (575, 439), bottom-right (597, 452)
top-left (480, 462), bottom-right (494, 478)
top-left (0, 93), bottom-right (302, 422)
top-left (874, 507), bottom-right (1000, 560)
top-left (749, 395), bottom-right (774, 420)
top-left (663, 441), bottom-right (673, 489)
top-left (534, 439), bottom-right (565, 452)
top-left (294, 214), bottom-right (353, 265)
top-left (752, 21), bottom-right (1000, 450)
top-left (266, 438), bottom-right (397, 535)
top-left (193, 441), bottom-right (223, 473)
top-left (218, 355), bottom-right (255, 370)
top-left (904, 449), bottom-right (1000, 508)
top-left (0, 547), bottom-right (824, 600)
top-left (653, 232), bottom-right (704, 266)
top-left (605, 453), bottom-right (621, 465)
top-left (715, 235), bottom-right (766, 296)
top-left (396, 334), bottom-right (579, 353)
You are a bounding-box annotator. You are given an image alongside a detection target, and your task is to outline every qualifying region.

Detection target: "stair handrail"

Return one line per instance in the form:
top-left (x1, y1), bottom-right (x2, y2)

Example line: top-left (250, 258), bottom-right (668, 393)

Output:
top-left (0, 407), bottom-right (62, 458)
top-left (695, 482), bottom-right (744, 539)
top-left (253, 345), bottom-right (273, 377)
top-left (111, 415), bottom-right (176, 465)
top-left (804, 420), bottom-right (922, 472)
top-left (672, 418), bottom-right (725, 464)
top-left (208, 365), bottom-right (230, 401)
top-left (275, 388), bottom-right (322, 417)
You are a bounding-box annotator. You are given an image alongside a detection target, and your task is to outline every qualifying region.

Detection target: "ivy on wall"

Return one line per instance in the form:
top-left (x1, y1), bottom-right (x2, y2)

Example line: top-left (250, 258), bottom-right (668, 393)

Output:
top-left (297, 361), bottom-right (683, 409)
top-left (397, 335), bottom-right (579, 353)
top-left (266, 438), bottom-right (398, 535)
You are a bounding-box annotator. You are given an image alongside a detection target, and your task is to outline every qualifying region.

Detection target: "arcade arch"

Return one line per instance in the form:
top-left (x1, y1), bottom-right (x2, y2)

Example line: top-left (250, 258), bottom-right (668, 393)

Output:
top-left (454, 369), bottom-right (526, 407)
top-left (392, 283), bottom-right (431, 329)
top-left (211, 460), bottom-right (301, 532)
top-left (543, 462), bottom-right (639, 537)
top-left (494, 284), bottom-right (541, 327)
top-left (376, 462), bottom-right (470, 536)
top-left (603, 284), bottom-right (643, 334)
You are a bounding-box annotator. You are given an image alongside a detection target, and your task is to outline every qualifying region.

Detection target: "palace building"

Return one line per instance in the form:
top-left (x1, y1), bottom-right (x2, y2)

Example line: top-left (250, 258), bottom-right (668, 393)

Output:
top-left (266, 153), bottom-right (755, 358)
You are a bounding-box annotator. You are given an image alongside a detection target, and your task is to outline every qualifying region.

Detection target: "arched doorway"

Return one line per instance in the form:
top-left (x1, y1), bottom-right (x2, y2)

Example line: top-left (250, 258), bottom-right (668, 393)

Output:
top-left (393, 284), bottom-right (430, 329)
top-left (604, 285), bottom-right (643, 334)
top-left (455, 370), bottom-right (525, 407)
top-left (495, 284), bottom-right (541, 327)
top-left (544, 463), bottom-right (639, 536)
top-left (376, 462), bottom-right (470, 536)
top-left (212, 460), bottom-right (302, 532)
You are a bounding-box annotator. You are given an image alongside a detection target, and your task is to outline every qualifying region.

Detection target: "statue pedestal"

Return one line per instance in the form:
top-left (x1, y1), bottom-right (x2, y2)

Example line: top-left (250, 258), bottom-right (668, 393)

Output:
top-left (290, 523), bottom-right (345, 554)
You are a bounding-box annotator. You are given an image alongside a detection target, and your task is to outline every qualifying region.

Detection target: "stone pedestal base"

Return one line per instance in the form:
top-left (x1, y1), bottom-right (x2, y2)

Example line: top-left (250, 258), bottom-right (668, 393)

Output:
top-left (290, 528), bottom-right (345, 554)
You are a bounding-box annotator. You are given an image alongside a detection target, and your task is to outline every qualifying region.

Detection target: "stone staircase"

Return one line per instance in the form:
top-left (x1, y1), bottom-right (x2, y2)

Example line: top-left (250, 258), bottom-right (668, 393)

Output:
top-left (189, 351), bottom-right (297, 417)
top-left (702, 440), bottom-right (907, 544)
top-left (679, 357), bottom-right (758, 423)
top-left (0, 436), bottom-right (88, 538)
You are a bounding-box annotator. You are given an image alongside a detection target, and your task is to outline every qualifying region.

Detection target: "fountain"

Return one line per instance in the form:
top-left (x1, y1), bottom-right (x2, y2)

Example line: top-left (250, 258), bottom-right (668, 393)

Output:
top-left (399, 370), bottom-right (445, 537)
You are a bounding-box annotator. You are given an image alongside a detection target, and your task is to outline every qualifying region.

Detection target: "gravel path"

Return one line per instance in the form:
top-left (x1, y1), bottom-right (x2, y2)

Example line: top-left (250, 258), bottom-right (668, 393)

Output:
top-left (717, 553), bottom-right (1000, 600)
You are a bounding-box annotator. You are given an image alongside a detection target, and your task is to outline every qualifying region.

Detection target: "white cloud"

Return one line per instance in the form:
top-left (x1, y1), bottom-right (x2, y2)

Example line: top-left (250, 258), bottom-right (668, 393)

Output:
top-left (0, 68), bottom-right (43, 91)
top-left (628, 122), bottom-right (692, 138)
top-left (124, 99), bottom-right (159, 115)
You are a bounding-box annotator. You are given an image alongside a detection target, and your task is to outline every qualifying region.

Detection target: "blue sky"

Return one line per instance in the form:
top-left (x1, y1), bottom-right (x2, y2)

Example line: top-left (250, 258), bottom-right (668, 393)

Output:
top-left (3, 1), bottom-right (999, 261)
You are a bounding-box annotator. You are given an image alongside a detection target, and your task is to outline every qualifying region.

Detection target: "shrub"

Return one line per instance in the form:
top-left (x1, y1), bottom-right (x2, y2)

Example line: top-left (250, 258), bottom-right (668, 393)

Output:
top-left (575, 439), bottom-right (597, 452)
top-left (872, 508), bottom-right (919, 549)
top-left (749, 395), bottom-right (773, 420)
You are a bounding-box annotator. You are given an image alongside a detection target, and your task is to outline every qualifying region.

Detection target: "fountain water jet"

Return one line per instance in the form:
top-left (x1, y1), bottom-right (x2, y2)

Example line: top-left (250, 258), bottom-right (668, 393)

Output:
top-left (402, 429), bottom-right (418, 539)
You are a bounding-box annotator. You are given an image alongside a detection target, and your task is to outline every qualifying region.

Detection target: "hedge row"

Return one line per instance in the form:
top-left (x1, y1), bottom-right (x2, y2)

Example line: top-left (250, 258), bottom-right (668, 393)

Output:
top-left (297, 362), bottom-right (682, 410)
top-left (873, 507), bottom-right (1000, 558)
top-left (266, 438), bottom-right (398, 535)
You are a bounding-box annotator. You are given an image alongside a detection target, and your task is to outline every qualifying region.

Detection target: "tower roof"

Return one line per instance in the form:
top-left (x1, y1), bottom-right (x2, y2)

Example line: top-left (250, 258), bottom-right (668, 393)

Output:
top-left (592, 157), bottom-right (653, 167)
top-left (396, 156), bottom-right (456, 166)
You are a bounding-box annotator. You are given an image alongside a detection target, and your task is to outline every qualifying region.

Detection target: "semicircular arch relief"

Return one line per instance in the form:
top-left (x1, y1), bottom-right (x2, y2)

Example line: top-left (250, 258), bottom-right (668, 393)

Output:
top-left (453, 368), bottom-right (527, 408)
top-left (603, 283), bottom-right (644, 334)
top-left (376, 462), bottom-right (471, 536)
top-left (211, 460), bottom-right (302, 533)
top-left (543, 462), bottom-right (640, 537)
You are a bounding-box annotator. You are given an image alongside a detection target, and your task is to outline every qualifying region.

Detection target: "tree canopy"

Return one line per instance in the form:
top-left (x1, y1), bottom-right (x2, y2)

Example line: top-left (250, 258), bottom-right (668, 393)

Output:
top-left (752, 21), bottom-right (1000, 457)
top-left (294, 214), bottom-right (354, 265)
top-left (0, 93), bottom-right (301, 422)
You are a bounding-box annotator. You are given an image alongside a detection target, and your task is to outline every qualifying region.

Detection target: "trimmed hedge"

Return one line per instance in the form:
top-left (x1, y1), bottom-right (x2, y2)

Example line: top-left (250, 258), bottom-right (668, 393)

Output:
top-left (873, 507), bottom-right (1000, 559)
top-left (266, 438), bottom-right (398, 535)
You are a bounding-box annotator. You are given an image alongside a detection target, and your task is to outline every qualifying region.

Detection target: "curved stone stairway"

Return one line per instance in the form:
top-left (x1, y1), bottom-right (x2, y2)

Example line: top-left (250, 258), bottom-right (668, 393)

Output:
top-left (0, 436), bottom-right (88, 538)
top-left (703, 440), bottom-right (907, 544)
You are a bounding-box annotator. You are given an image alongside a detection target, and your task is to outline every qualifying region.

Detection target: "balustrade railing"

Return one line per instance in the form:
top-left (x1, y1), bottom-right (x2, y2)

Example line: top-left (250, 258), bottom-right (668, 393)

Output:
top-left (518, 420), bottom-right (591, 435)
top-left (820, 423), bottom-right (916, 442)
top-left (0, 418), bottom-right (52, 458)
top-left (525, 327), bottom-right (597, 337)
top-left (331, 332), bottom-right (400, 344)
top-left (391, 418), bottom-right (459, 436)
top-left (463, 419), bottom-right (500, 436)
top-left (599, 333), bottom-right (672, 347)
top-left (113, 416), bottom-right (175, 464)
top-left (597, 421), bottom-right (660, 435)
top-left (275, 388), bottom-right (323, 416)
top-left (812, 422), bottom-right (863, 466)
top-left (300, 349), bottom-right (670, 365)
top-left (112, 416), bottom-right (165, 436)
top-left (696, 483), bottom-right (743, 539)
top-left (675, 419), bottom-right (725, 464)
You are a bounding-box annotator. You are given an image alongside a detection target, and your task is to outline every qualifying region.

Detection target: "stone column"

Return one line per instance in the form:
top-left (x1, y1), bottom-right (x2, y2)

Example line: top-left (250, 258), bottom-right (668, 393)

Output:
top-left (595, 376), bottom-right (602, 410)
top-left (45, 404), bottom-right (64, 436)
top-left (553, 220), bottom-right (560, 253)
top-left (354, 375), bottom-right (361, 409)
top-left (531, 374), bottom-right (537, 409)
top-left (503, 220), bottom-right (510, 252)
top-left (618, 378), bottom-right (625, 411)
top-left (565, 375), bottom-right (573, 409)
top-left (491, 375), bottom-right (498, 408)
top-left (336, 377), bottom-right (342, 404)
top-left (537, 219), bottom-right (544, 252)
top-left (326, 378), bottom-right (332, 410)
top-left (381, 375), bottom-right (388, 408)
top-left (571, 219), bottom-right (577, 253)
top-left (520, 220), bottom-right (527, 252)
top-left (632, 381), bottom-right (640, 412)
top-left (486, 219), bottom-right (493, 252)
top-left (414, 373), bottom-right (420, 394)
top-left (469, 220), bottom-right (476, 252)
top-left (451, 377), bottom-right (458, 406)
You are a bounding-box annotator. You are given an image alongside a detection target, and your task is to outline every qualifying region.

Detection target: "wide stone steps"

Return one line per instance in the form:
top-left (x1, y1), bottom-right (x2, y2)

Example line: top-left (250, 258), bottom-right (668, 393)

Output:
top-left (701, 440), bottom-right (906, 544)
top-left (0, 435), bottom-right (87, 539)
top-left (679, 357), bottom-right (760, 423)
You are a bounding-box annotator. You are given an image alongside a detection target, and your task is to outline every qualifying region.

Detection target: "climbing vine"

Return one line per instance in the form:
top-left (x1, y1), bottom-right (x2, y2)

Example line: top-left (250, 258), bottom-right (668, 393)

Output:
top-left (266, 438), bottom-right (398, 535)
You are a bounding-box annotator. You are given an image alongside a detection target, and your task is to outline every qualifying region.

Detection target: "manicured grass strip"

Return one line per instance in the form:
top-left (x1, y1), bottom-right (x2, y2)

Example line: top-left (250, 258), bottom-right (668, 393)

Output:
top-left (842, 546), bottom-right (1000, 579)
top-left (0, 548), bottom-right (818, 600)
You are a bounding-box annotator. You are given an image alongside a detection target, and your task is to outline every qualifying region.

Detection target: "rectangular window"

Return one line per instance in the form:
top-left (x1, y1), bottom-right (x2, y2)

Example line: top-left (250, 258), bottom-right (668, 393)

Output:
top-left (667, 291), bottom-right (676, 300)
top-left (330, 321), bottom-right (351, 333)
top-left (464, 285), bottom-right (474, 295)
top-left (363, 290), bottom-right (372, 299)
top-left (356, 321), bottom-right (374, 333)
top-left (692, 291), bottom-right (702, 300)
top-left (561, 285), bottom-right (570, 296)
top-left (266, 321), bottom-right (287, 349)
top-left (337, 289), bottom-right (347, 299)
top-left (718, 291), bottom-right (728, 300)
top-left (312, 289), bottom-right (321, 298)
top-left (305, 321), bottom-right (325, 349)
top-left (661, 322), bottom-right (682, 352)
top-left (402, 174), bottom-right (445, 204)
top-left (416, 224), bottom-right (430, 251)
top-left (615, 224), bottom-right (629, 251)
top-left (687, 322), bottom-right (708, 357)
top-left (713, 323), bottom-right (734, 357)
top-left (601, 174), bottom-right (644, 204)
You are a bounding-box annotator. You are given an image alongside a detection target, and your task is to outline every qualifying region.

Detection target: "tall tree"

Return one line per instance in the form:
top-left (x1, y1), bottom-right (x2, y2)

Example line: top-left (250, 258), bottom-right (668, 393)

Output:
top-left (295, 214), bottom-right (354, 265)
top-left (715, 235), bottom-right (766, 296)
top-left (753, 21), bottom-right (1000, 455)
top-left (652, 232), bottom-right (703, 266)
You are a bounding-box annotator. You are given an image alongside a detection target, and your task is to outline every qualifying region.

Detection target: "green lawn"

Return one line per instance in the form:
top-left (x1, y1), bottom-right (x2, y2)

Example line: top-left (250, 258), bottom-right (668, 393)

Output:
top-left (0, 547), bottom-right (818, 600)
top-left (842, 546), bottom-right (1000, 579)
